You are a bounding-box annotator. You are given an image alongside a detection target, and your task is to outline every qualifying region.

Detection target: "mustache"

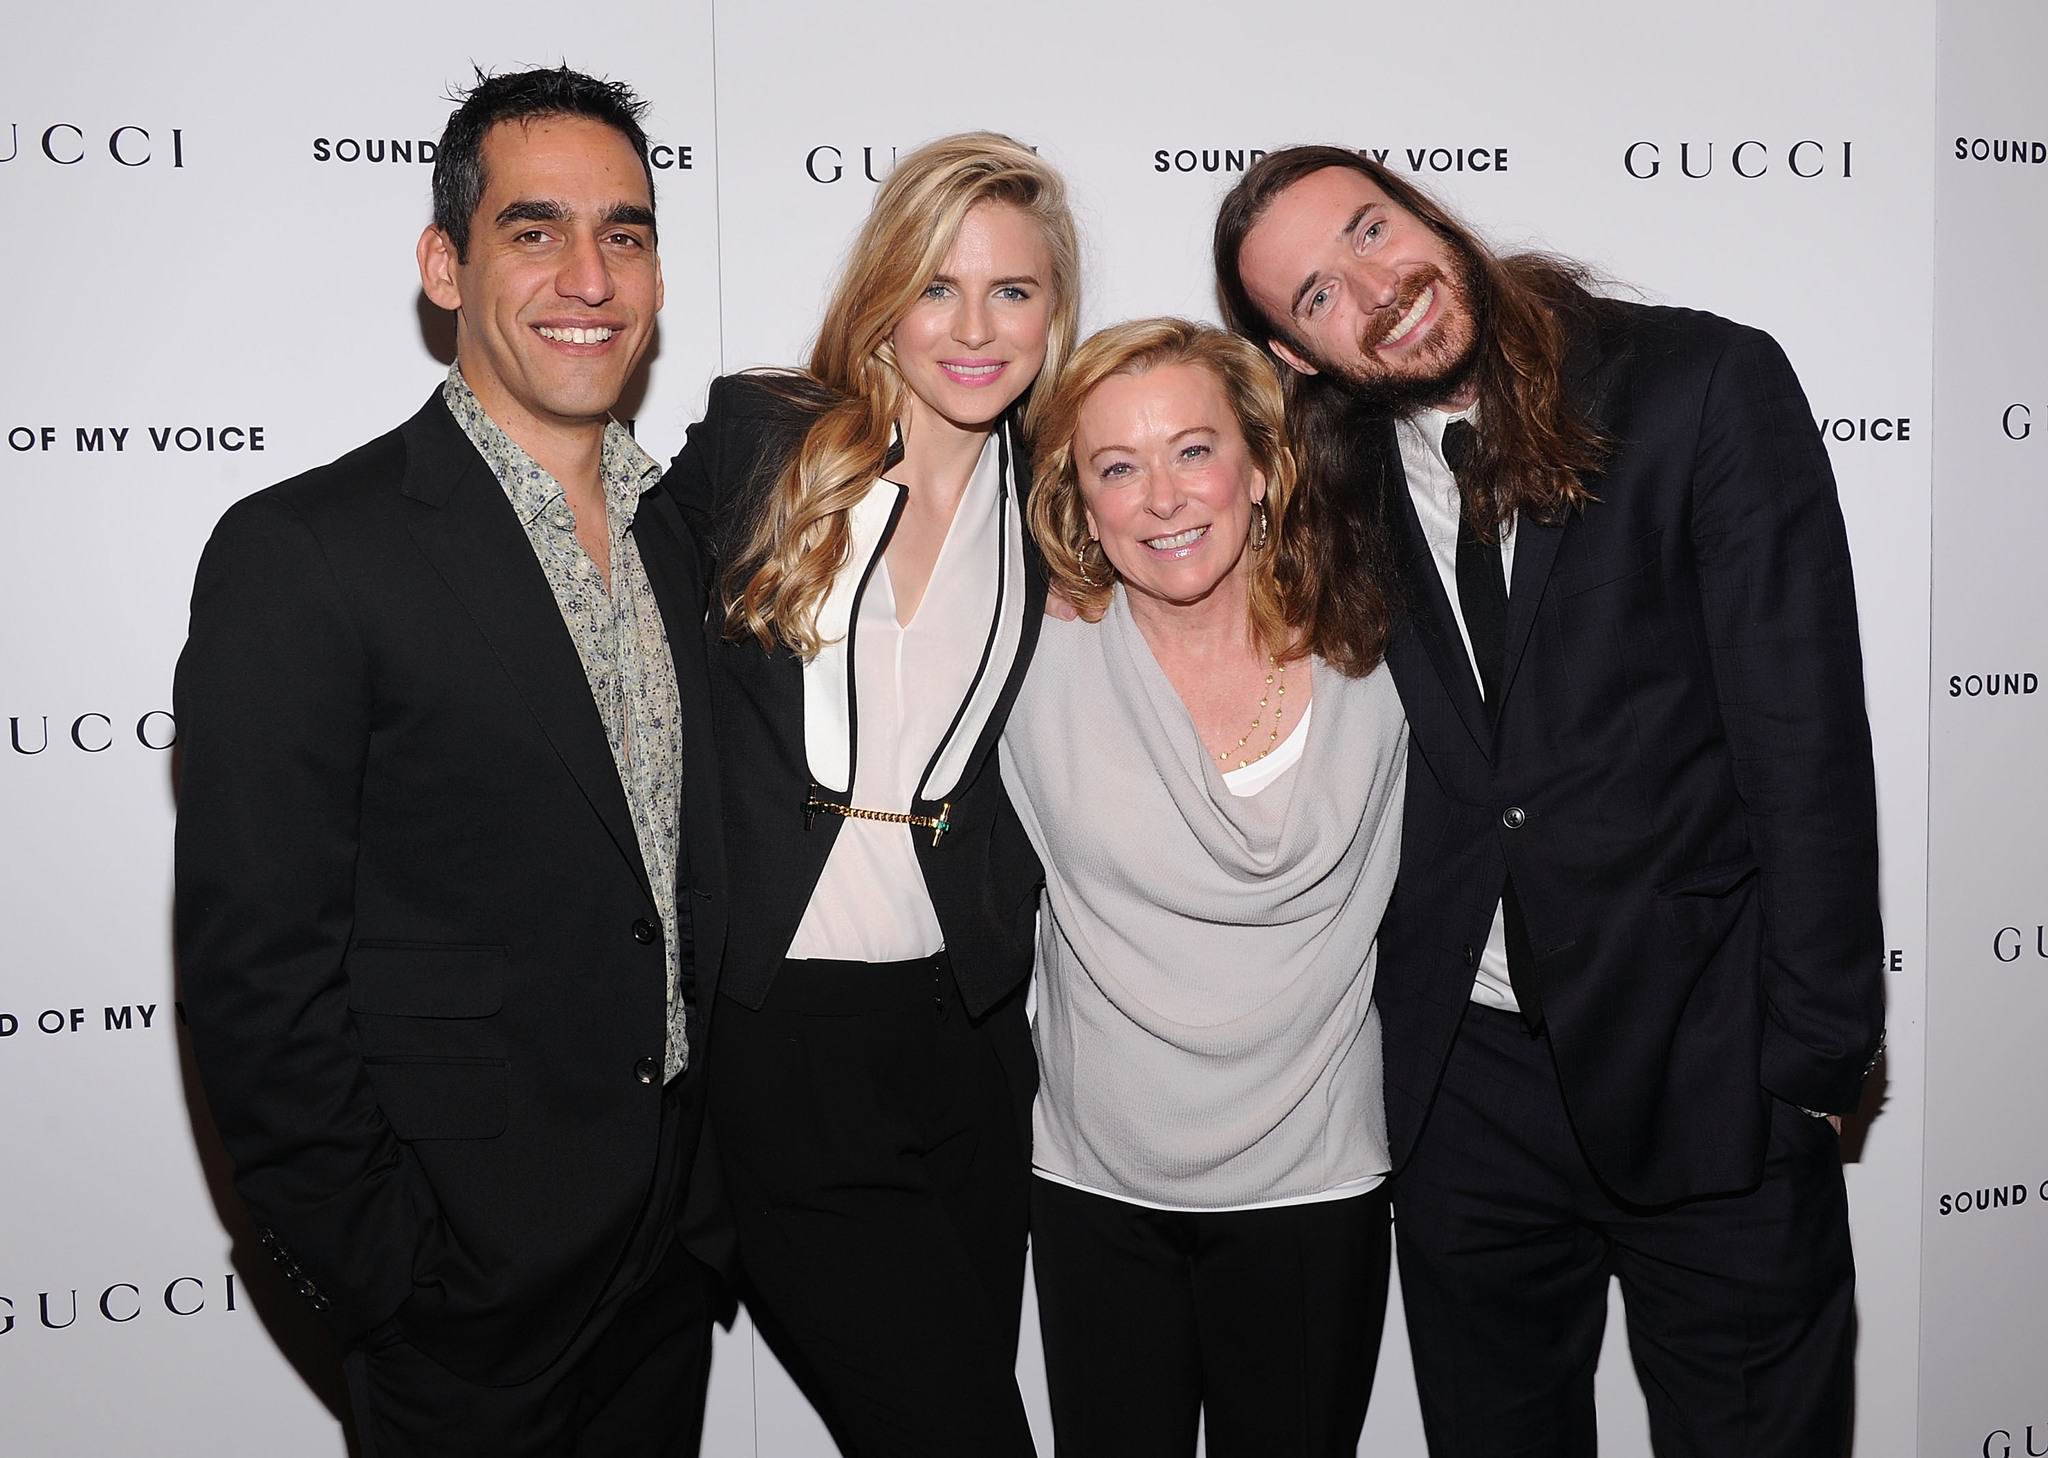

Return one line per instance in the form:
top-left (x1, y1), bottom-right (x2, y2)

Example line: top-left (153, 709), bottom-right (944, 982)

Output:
top-left (1359, 266), bottom-right (1447, 350)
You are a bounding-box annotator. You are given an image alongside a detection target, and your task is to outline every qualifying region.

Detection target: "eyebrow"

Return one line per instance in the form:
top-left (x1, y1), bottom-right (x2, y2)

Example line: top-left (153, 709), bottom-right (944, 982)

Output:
top-left (496, 199), bottom-right (566, 228)
top-left (492, 199), bottom-right (658, 234)
top-left (1288, 202), bottom-right (1376, 317)
top-left (602, 202), bottom-right (657, 232)
top-left (1086, 426), bottom-right (1218, 463)
top-left (929, 273), bottom-right (1042, 288)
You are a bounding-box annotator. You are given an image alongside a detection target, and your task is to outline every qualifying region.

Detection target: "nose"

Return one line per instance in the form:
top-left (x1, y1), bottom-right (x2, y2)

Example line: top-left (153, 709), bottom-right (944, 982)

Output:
top-left (952, 293), bottom-right (995, 350)
top-left (1348, 255), bottom-right (1401, 310)
top-left (557, 230), bottom-right (615, 308)
top-left (1141, 460), bottom-right (1185, 519)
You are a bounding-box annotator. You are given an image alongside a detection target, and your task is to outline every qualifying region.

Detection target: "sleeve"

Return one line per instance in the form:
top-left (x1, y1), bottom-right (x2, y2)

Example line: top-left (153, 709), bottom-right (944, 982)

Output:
top-left (1688, 326), bottom-right (1886, 1114)
top-left (173, 493), bottom-right (435, 1345)
top-left (662, 375), bottom-right (732, 583)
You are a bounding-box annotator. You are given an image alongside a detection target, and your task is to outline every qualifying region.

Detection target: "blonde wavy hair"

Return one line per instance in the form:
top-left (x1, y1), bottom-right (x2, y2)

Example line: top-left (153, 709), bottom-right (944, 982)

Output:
top-left (725, 132), bottom-right (1082, 656)
top-left (1029, 318), bottom-right (1304, 661)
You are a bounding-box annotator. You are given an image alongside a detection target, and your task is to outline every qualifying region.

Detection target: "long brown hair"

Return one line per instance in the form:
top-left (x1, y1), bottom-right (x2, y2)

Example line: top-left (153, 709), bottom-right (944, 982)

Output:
top-left (722, 133), bottom-right (1082, 658)
top-left (1216, 147), bottom-right (1607, 538)
top-left (1213, 148), bottom-right (1607, 672)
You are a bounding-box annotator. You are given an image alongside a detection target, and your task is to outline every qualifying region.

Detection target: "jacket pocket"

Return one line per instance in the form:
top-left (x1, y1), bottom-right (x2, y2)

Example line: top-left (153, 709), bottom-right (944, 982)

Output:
top-left (362, 1056), bottom-right (509, 1140)
top-left (346, 942), bottom-right (507, 1018)
top-left (1656, 855), bottom-right (1759, 900)
top-left (1555, 528), bottom-right (1663, 599)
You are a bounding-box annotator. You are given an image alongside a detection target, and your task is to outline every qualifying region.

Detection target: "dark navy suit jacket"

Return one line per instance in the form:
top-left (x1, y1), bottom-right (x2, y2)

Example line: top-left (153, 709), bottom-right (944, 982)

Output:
top-left (1373, 302), bottom-right (1884, 1207)
top-left (175, 393), bottom-right (727, 1379)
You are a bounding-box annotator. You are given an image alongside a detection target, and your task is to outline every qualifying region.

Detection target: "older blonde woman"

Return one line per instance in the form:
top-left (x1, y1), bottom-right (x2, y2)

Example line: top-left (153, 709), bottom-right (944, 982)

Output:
top-left (663, 134), bottom-right (1080, 1456)
top-left (1001, 319), bottom-right (1407, 1457)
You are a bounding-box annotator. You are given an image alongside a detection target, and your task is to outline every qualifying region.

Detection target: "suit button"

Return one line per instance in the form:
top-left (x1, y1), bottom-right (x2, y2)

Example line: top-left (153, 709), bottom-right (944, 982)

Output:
top-left (1501, 806), bottom-right (1527, 830)
top-left (1463, 945), bottom-right (1478, 967)
top-left (632, 918), bottom-right (659, 945)
top-left (634, 1056), bottom-right (658, 1084)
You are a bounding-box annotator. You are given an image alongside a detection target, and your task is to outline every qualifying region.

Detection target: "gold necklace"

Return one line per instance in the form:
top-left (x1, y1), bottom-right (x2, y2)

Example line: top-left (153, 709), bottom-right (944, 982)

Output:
top-left (1215, 655), bottom-right (1285, 769)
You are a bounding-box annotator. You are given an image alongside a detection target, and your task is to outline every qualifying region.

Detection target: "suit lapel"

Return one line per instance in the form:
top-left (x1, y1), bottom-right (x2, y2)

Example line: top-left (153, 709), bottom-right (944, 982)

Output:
top-left (400, 398), bottom-right (652, 897)
top-left (931, 415), bottom-right (1047, 803)
top-left (1499, 512), bottom-right (1565, 708)
top-left (1496, 319), bottom-right (1611, 711)
top-left (1377, 421), bottom-right (1493, 753)
top-left (921, 421), bottom-right (1029, 803)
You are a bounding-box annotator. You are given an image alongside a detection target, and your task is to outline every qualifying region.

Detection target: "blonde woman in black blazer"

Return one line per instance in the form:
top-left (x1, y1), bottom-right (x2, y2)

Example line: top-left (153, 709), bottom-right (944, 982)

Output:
top-left (662, 132), bottom-right (1079, 1458)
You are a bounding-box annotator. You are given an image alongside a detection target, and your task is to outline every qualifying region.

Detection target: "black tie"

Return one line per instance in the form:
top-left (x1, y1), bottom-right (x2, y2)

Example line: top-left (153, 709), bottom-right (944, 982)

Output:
top-left (1443, 420), bottom-right (1506, 717)
top-left (1441, 419), bottom-right (1542, 1028)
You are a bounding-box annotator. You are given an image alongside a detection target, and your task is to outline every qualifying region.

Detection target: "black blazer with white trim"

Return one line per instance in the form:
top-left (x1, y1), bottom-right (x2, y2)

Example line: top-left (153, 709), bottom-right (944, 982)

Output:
top-left (663, 373), bottom-right (1048, 1017)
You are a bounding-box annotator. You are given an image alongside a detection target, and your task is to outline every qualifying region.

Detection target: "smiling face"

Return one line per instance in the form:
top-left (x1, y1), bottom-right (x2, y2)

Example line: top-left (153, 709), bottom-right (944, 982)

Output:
top-left (417, 114), bottom-right (662, 438)
top-left (1074, 362), bottom-right (1268, 613)
top-left (890, 200), bottom-right (1054, 437)
top-left (1237, 165), bottom-right (1481, 412)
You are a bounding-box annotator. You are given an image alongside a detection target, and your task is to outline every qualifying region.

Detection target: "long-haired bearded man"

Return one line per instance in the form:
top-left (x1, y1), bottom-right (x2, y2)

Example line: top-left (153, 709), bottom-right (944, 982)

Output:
top-left (1217, 149), bottom-right (1883, 1458)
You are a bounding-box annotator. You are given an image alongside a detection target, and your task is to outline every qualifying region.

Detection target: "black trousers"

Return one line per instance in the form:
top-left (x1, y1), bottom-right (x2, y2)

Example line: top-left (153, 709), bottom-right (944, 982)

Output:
top-left (1394, 1005), bottom-right (1856, 1458)
top-left (710, 955), bottom-right (1037, 1458)
top-left (1031, 1175), bottom-right (1392, 1458)
top-left (343, 1077), bottom-right (716, 1458)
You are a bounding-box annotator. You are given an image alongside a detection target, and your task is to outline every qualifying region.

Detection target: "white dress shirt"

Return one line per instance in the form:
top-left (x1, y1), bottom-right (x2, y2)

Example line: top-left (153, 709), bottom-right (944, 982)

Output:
top-left (788, 434), bottom-right (1006, 962)
top-left (1395, 407), bottom-right (1520, 1015)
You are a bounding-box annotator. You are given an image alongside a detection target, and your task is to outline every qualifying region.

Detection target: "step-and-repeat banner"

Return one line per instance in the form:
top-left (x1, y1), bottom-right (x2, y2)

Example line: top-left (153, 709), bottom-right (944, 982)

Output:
top-left (0, 0), bottom-right (2028, 1453)
top-left (1921, 2), bottom-right (2048, 1456)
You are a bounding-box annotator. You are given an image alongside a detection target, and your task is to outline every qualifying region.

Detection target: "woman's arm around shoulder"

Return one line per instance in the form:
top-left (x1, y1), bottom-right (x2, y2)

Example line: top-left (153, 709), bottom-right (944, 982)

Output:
top-left (660, 372), bottom-right (823, 572)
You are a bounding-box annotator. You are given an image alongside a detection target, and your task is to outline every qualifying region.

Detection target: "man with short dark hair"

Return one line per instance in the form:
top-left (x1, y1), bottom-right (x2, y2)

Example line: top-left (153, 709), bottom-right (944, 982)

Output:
top-left (175, 67), bottom-right (725, 1456)
top-left (1217, 149), bottom-right (1884, 1456)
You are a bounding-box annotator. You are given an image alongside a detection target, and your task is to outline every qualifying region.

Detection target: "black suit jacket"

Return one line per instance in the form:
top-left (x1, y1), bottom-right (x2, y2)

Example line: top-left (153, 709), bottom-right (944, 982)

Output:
top-left (1374, 302), bottom-right (1884, 1207)
top-left (662, 374), bottom-right (1046, 1019)
top-left (174, 392), bottom-right (727, 1382)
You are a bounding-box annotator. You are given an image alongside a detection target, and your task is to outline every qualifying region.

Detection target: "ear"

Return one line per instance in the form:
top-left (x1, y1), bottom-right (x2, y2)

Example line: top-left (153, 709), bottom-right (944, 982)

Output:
top-left (418, 225), bottom-right (463, 311)
top-left (1249, 465), bottom-right (1269, 505)
top-left (1081, 506), bottom-right (1099, 543)
top-left (1268, 337), bottom-right (1319, 377)
top-left (653, 246), bottom-right (666, 315)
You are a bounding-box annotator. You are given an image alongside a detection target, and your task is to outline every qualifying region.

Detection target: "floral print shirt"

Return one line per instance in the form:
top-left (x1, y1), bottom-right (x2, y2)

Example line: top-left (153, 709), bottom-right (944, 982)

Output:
top-left (445, 364), bottom-right (689, 1081)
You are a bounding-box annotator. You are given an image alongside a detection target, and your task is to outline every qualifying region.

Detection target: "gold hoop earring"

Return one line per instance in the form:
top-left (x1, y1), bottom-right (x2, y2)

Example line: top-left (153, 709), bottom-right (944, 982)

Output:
top-left (1251, 500), bottom-right (1270, 551)
top-left (1077, 538), bottom-right (1101, 588)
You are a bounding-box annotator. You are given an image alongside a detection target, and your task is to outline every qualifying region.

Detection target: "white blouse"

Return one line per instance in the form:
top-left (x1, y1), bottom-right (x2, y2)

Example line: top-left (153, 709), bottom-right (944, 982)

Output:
top-left (787, 433), bottom-right (1009, 962)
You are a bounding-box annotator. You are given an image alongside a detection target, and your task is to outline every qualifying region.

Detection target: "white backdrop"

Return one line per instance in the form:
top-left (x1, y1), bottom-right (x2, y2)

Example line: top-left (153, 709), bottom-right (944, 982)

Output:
top-left (0, 0), bottom-right (2008, 1452)
top-left (1920, 1), bottom-right (2048, 1455)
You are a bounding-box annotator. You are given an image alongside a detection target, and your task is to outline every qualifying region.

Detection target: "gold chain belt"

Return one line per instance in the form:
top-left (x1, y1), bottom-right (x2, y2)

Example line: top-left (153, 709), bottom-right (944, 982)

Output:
top-left (805, 787), bottom-right (952, 847)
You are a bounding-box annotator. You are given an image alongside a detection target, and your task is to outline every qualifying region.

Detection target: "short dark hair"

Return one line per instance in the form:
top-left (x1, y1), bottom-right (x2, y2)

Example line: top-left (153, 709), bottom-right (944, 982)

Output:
top-left (432, 66), bottom-right (656, 262)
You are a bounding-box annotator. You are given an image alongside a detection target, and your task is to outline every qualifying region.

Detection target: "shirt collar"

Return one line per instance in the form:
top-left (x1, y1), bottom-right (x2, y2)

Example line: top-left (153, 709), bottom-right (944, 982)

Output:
top-left (1404, 400), bottom-right (1478, 464)
top-left (443, 362), bottom-right (661, 531)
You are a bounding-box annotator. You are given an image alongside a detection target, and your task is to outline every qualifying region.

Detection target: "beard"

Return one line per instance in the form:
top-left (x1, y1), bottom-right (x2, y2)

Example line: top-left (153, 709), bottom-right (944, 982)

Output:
top-left (1316, 245), bottom-right (1486, 416)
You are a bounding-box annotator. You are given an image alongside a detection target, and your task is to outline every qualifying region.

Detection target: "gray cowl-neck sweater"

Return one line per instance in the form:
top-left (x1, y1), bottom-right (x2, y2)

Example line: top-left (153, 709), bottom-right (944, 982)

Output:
top-left (1000, 590), bottom-right (1408, 1209)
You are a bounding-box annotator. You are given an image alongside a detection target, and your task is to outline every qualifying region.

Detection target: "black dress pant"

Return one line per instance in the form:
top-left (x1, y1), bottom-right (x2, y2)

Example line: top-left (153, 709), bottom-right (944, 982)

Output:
top-left (1394, 1005), bottom-right (1856, 1458)
top-left (343, 1077), bottom-right (716, 1458)
top-left (710, 954), bottom-right (1037, 1458)
top-left (1031, 1175), bottom-right (1392, 1458)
